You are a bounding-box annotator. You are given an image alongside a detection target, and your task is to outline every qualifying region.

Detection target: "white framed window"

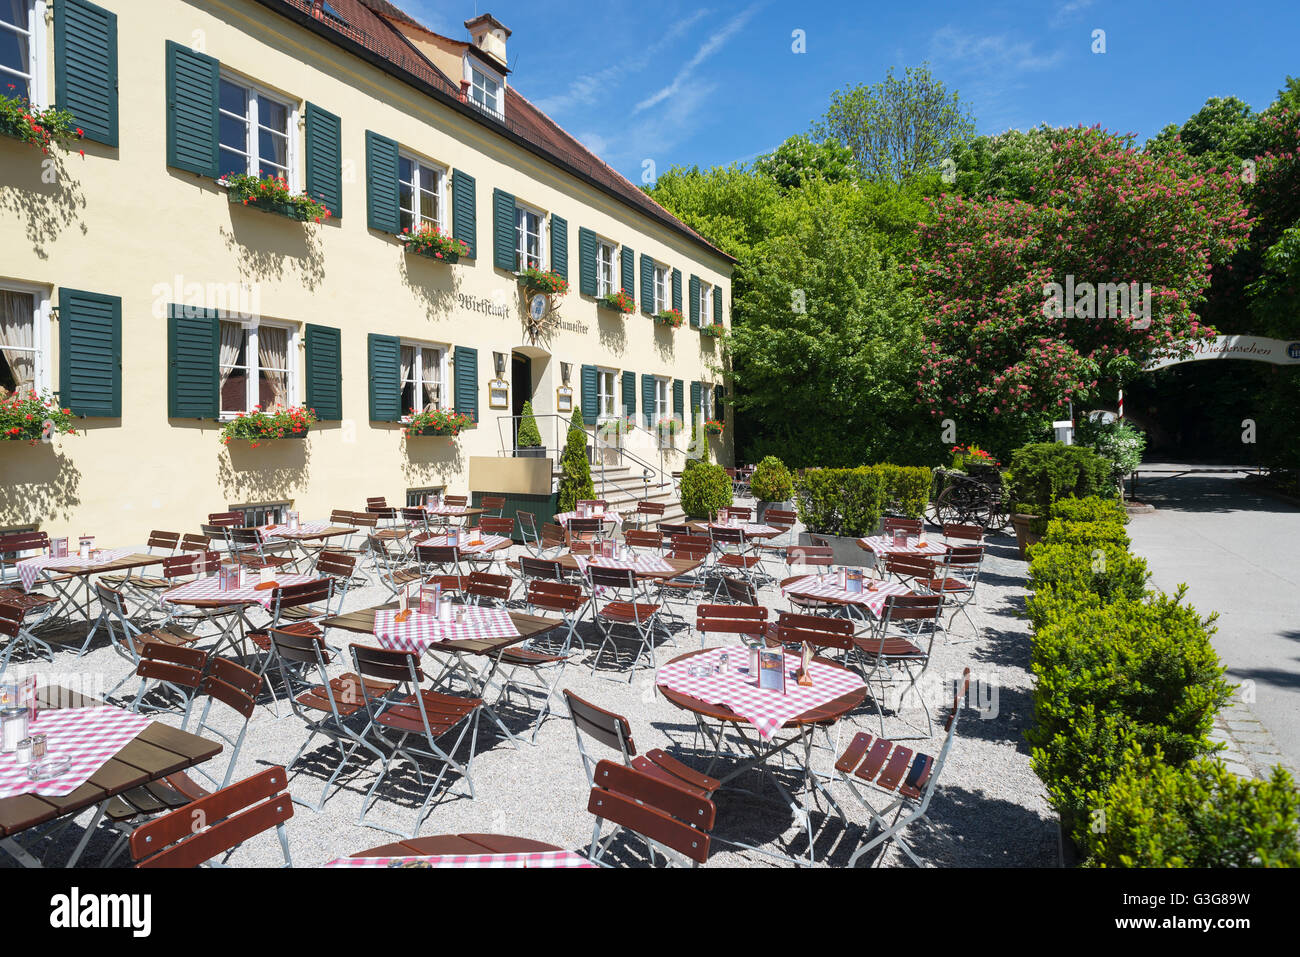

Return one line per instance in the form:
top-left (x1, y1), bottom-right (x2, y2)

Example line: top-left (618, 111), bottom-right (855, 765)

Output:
top-left (0, 281), bottom-right (51, 396)
top-left (653, 264), bottom-right (670, 313)
top-left (596, 368), bottom-right (617, 420)
top-left (406, 486), bottom-right (446, 507)
top-left (468, 64), bottom-right (503, 117)
top-left (218, 319), bottom-right (298, 418)
top-left (596, 240), bottom-right (617, 297)
top-left (218, 74), bottom-right (297, 187)
top-left (400, 341), bottom-right (448, 416)
top-left (699, 280), bottom-right (714, 325)
top-left (0, 1), bottom-right (46, 108)
top-left (234, 502), bottom-right (289, 526)
top-left (655, 377), bottom-right (670, 421)
top-left (515, 202), bottom-right (546, 271)
top-left (398, 152), bottom-right (448, 233)
top-left (700, 384), bottom-right (714, 422)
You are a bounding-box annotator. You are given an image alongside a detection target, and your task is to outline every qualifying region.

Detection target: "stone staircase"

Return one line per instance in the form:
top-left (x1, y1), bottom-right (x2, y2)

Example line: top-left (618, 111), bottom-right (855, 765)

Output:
top-left (551, 462), bottom-right (685, 525)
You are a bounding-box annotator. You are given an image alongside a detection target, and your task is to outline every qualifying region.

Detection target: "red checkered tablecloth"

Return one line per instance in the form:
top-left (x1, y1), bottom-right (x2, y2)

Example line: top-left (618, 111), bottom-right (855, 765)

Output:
top-left (424, 505), bottom-right (471, 516)
top-left (574, 554), bottom-right (673, 575)
top-left (415, 534), bottom-right (510, 555)
top-left (262, 521), bottom-right (331, 540)
top-left (0, 706), bottom-right (153, 799)
top-left (858, 535), bottom-right (949, 557)
top-left (782, 575), bottom-right (914, 617)
top-left (708, 522), bottom-right (779, 537)
top-left (16, 548), bottom-right (137, 592)
top-left (162, 573), bottom-right (324, 608)
top-left (657, 646), bottom-right (865, 741)
top-left (554, 511), bottom-right (622, 526)
top-left (373, 606), bottom-right (520, 653)
top-left (325, 850), bottom-right (595, 868)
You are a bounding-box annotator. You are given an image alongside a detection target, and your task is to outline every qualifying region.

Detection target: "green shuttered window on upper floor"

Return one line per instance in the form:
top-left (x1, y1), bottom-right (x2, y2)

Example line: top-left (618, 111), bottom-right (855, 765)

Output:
top-left (304, 103), bottom-right (342, 217)
top-left (620, 246), bottom-right (636, 305)
top-left (622, 370), bottom-right (637, 419)
top-left (367, 333), bottom-right (401, 422)
top-left (167, 304), bottom-right (219, 419)
top-left (689, 275), bottom-right (701, 328)
top-left (639, 255), bottom-right (654, 316)
top-left (550, 215), bottom-right (568, 281)
top-left (304, 324), bottom-right (342, 420)
top-left (454, 345), bottom-right (479, 425)
top-left (493, 189), bottom-right (516, 271)
top-left (165, 40), bottom-right (219, 177)
top-left (714, 286), bottom-right (724, 328)
top-left (578, 228), bottom-right (598, 297)
top-left (58, 288), bottom-right (120, 417)
top-left (452, 169), bottom-right (477, 258)
top-left (366, 131), bottom-right (401, 234)
top-left (55, 0), bottom-right (118, 147)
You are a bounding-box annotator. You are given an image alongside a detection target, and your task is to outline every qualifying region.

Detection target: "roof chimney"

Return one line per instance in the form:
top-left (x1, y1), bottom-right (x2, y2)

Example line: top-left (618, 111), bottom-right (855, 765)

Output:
top-left (464, 13), bottom-right (510, 72)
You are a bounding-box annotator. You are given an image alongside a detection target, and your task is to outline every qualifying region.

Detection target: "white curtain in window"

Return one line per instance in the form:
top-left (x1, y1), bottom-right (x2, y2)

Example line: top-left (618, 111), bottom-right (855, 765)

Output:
top-left (422, 348), bottom-right (439, 409)
top-left (257, 325), bottom-right (289, 408)
top-left (218, 321), bottom-right (243, 389)
top-left (0, 290), bottom-right (36, 395)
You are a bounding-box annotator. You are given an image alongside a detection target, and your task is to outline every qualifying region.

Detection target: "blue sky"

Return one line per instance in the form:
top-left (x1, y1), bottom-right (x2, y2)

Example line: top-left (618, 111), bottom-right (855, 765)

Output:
top-left (401, 0), bottom-right (1299, 182)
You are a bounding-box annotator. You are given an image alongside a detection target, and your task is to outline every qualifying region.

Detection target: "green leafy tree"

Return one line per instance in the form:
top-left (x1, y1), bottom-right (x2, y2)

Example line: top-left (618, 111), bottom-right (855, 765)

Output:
top-left (556, 409), bottom-right (594, 512)
top-left (949, 126), bottom-right (1057, 201)
top-left (1146, 96), bottom-right (1266, 177)
top-left (752, 134), bottom-right (858, 192)
top-left (516, 400), bottom-right (542, 448)
top-left (813, 63), bottom-right (976, 183)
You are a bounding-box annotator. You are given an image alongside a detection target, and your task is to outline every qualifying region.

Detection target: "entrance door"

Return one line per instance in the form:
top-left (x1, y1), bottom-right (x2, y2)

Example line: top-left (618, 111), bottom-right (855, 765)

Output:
top-left (511, 353), bottom-right (532, 449)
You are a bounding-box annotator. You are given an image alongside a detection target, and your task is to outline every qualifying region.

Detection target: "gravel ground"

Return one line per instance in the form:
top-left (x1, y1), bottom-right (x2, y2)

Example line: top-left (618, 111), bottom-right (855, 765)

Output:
top-left (4, 514), bottom-right (1057, 868)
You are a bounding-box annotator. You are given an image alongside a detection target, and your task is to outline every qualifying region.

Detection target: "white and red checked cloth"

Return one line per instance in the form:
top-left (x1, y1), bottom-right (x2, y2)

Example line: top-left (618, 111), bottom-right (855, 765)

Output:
top-left (261, 521), bottom-right (332, 540)
top-left (574, 554), bottom-right (674, 575)
top-left (424, 505), bottom-right (472, 516)
top-left (161, 573), bottom-right (324, 608)
top-left (858, 535), bottom-right (949, 557)
top-left (326, 850), bottom-right (595, 868)
top-left (0, 706), bottom-right (153, 799)
top-left (554, 511), bottom-right (622, 526)
top-left (416, 534), bottom-right (510, 555)
top-left (16, 548), bottom-right (138, 592)
top-left (373, 606), bottom-right (520, 653)
top-left (656, 646), bottom-right (865, 741)
top-left (782, 575), bottom-right (914, 617)
top-left (707, 522), bottom-right (780, 537)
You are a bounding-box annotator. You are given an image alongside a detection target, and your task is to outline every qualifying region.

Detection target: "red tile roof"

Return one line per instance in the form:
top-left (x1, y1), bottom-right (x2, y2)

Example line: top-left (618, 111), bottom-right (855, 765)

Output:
top-left (255, 0), bottom-right (734, 264)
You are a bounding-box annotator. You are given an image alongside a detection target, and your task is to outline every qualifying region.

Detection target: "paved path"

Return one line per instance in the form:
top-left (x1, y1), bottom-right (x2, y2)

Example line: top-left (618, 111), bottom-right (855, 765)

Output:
top-left (1127, 469), bottom-right (1300, 777)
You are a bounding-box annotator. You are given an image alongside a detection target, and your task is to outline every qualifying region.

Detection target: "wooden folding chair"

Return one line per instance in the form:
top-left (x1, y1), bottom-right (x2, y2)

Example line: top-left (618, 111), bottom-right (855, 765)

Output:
top-left (719, 574), bottom-right (759, 607)
top-left (836, 669), bottom-right (972, 867)
top-left (623, 529), bottom-right (664, 553)
top-left (463, 571), bottom-right (511, 607)
top-left (586, 760), bottom-right (715, 867)
top-left (480, 496), bottom-right (507, 519)
top-left (126, 641), bottom-right (208, 718)
top-left (566, 516), bottom-right (605, 556)
top-left (708, 525), bottom-right (761, 599)
top-left (654, 535), bottom-right (710, 629)
top-left (400, 506), bottom-right (432, 538)
top-left (0, 601), bottom-right (53, 678)
top-left (99, 531), bottom-right (180, 600)
top-left (587, 566), bottom-right (664, 681)
top-left (130, 766), bottom-right (293, 868)
top-left (517, 510), bottom-right (542, 555)
top-left (853, 594), bottom-right (943, 739)
top-left (522, 576), bottom-right (588, 654)
top-left (92, 582), bottom-right (204, 695)
top-left (882, 517), bottom-right (923, 537)
top-left (924, 547), bottom-right (985, 644)
top-left (630, 501), bottom-right (666, 530)
top-left (695, 602), bottom-right (769, 651)
top-left (370, 534), bottom-right (423, 597)
top-left (781, 544), bottom-right (837, 614)
top-left (0, 531), bottom-right (51, 592)
top-left (942, 523), bottom-right (984, 545)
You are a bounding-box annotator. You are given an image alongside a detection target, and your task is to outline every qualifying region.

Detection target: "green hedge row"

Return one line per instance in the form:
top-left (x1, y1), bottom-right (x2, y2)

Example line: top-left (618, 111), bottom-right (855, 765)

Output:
top-left (1024, 496), bottom-right (1299, 866)
top-left (793, 464), bottom-right (931, 536)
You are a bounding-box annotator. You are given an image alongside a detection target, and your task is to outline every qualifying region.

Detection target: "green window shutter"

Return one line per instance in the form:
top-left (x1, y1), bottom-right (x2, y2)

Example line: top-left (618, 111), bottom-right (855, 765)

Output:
top-left (493, 189), bottom-right (516, 270)
top-left (580, 364), bottom-right (599, 421)
top-left (673, 379), bottom-right (684, 418)
top-left (165, 40), bottom-right (218, 177)
top-left (672, 269), bottom-right (682, 313)
top-left (622, 370), bottom-right (636, 418)
top-left (167, 304), bottom-right (218, 419)
top-left (689, 275), bottom-right (701, 327)
top-left (58, 288), bottom-right (120, 417)
top-left (641, 374), bottom-right (655, 429)
top-left (578, 228), bottom-right (598, 297)
top-left (621, 246), bottom-right (635, 304)
top-left (55, 0), bottom-right (117, 147)
top-left (304, 103), bottom-right (342, 217)
top-left (690, 380), bottom-right (701, 418)
top-left (367, 333), bottom-right (401, 422)
top-left (640, 255), bottom-right (654, 315)
top-left (452, 169), bottom-right (476, 258)
top-left (365, 131), bottom-right (400, 233)
top-left (304, 324), bottom-right (342, 421)
top-left (714, 286), bottom-right (724, 327)
top-left (454, 346), bottom-right (479, 424)
top-left (550, 215), bottom-right (568, 280)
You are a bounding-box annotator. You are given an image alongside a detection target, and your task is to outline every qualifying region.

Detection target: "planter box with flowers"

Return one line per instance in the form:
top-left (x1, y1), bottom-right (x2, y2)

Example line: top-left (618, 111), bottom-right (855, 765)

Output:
top-left (399, 224), bottom-right (468, 263)
top-left (404, 408), bottom-right (475, 437)
top-left (517, 267), bottom-right (569, 297)
top-left (597, 290), bottom-right (635, 315)
top-left (220, 405), bottom-right (317, 449)
top-left (700, 323), bottom-right (724, 338)
top-left (656, 417), bottom-right (684, 448)
top-left (654, 309), bottom-right (684, 329)
top-left (219, 173), bottom-right (333, 223)
top-left (1, 389), bottom-right (78, 444)
top-left (704, 419), bottom-right (725, 436)
top-left (0, 93), bottom-right (84, 154)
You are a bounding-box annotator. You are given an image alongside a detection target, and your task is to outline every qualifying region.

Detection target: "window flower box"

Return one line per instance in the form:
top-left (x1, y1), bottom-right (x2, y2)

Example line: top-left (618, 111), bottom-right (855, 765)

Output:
top-left (219, 173), bottom-right (333, 223)
top-left (654, 309), bottom-right (684, 329)
top-left (517, 268), bottom-right (569, 296)
top-left (220, 405), bottom-right (317, 448)
top-left (404, 408), bottom-right (475, 437)
top-left (0, 389), bottom-right (78, 444)
top-left (656, 417), bottom-right (683, 447)
top-left (0, 94), bottom-right (83, 154)
top-left (704, 419), bottom-right (725, 435)
top-left (597, 291), bottom-right (635, 314)
top-left (700, 324), bottom-right (724, 338)
top-left (399, 224), bottom-right (468, 263)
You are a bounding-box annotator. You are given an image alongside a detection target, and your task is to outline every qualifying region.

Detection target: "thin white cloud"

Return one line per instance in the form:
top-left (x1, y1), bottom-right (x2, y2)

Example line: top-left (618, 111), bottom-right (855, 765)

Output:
top-left (1051, 0), bottom-right (1095, 27)
top-left (634, 2), bottom-right (765, 114)
top-left (929, 25), bottom-right (1065, 74)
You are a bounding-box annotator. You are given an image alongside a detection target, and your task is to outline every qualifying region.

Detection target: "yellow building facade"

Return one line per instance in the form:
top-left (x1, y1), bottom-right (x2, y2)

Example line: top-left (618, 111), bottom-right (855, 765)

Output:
top-left (0, 0), bottom-right (734, 542)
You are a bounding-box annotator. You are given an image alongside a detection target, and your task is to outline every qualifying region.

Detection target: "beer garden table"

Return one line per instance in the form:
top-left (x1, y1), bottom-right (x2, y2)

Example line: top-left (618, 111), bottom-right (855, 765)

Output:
top-left (333, 833), bottom-right (594, 868)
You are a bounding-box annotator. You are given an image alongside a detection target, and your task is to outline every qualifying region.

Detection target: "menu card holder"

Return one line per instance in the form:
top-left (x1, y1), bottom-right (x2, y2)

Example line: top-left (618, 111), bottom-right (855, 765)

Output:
top-left (51, 537), bottom-right (68, 558)
top-left (892, 530), bottom-right (907, 548)
top-left (845, 569), bottom-right (864, 594)
top-left (758, 649), bottom-right (786, 694)
top-left (219, 565), bottom-right (240, 592)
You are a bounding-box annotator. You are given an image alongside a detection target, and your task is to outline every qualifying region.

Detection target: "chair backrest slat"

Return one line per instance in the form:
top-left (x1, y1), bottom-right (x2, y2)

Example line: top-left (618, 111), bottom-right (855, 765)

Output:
top-left (776, 611), bottom-right (854, 650)
top-left (564, 690), bottom-right (635, 755)
top-left (350, 643), bottom-right (422, 683)
top-left (696, 603), bottom-right (767, 636)
top-left (588, 760), bottom-right (714, 865)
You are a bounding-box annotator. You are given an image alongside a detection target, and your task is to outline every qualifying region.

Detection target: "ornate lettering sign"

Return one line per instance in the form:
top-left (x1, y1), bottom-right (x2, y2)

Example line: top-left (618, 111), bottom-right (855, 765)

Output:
top-left (1145, 336), bottom-right (1300, 370)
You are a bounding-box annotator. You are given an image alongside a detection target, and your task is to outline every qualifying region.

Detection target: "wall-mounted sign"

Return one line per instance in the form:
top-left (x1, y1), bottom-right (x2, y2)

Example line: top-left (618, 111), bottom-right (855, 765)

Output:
top-left (556, 386), bottom-right (573, 413)
top-left (488, 379), bottom-right (509, 409)
top-left (1146, 336), bottom-right (1300, 370)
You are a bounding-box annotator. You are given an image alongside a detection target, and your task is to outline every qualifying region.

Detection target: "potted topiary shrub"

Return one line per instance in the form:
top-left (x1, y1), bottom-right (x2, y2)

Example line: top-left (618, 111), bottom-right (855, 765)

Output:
top-left (515, 400), bottom-right (545, 457)
top-left (679, 461), bottom-right (733, 519)
top-left (1005, 441), bottom-right (1114, 558)
top-left (749, 455), bottom-right (794, 524)
top-left (793, 466), bottom-right (885, 566)
top-left (556, 409), bottom-right (594, 511)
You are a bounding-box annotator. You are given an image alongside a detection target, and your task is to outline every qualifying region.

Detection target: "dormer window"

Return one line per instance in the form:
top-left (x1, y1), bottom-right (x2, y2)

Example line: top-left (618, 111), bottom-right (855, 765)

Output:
top-left (468, 65), bottom-right (503, 117)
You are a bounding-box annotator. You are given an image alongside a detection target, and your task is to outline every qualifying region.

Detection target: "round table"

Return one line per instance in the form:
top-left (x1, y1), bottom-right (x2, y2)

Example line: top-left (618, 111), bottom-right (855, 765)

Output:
top-left (351, 833), bottom-right (564, 858)
top-left (686, 520), bottom-right (782, 540)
